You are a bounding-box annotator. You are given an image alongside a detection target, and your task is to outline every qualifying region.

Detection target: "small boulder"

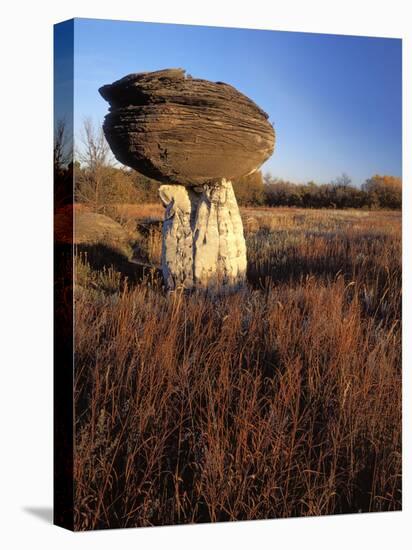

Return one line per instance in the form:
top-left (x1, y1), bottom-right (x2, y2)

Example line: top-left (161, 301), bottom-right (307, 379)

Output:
top-left (55, 206), bottom-right (132, 257)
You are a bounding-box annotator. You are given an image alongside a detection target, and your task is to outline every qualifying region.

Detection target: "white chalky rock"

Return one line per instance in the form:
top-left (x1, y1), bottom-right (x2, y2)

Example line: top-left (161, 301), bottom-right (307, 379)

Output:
top-left (159, 184), bottom-right (199, 290)
top-left (159, 179), bottom-right (247, 291)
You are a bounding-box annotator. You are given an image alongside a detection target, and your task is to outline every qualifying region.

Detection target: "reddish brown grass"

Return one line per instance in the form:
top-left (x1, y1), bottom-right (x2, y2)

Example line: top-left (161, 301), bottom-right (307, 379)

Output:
top-left (111, 202), bottom-right (164, 222)
top-left (73, 208), bottom-right (401, 530)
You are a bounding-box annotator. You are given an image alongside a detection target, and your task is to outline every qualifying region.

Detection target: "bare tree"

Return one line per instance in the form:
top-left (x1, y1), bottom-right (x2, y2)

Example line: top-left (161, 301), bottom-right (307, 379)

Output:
top-left (75, 118), bottom-right (112, 211)
top-left (332, 173), bottom-right (352, 188)
top-left (54, 119), bottom-right (78, 208)
top-left (77, 118), bottom-right (110, 170)
top-left (263, 172), bottom-right (273, 186)
top-left (54, 118), bottom-right (71, 171)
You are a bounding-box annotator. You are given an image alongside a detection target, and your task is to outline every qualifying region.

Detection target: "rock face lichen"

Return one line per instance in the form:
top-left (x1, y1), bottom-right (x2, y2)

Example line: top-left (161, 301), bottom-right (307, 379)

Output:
top-left (99, 68), bottom-right (275, 290)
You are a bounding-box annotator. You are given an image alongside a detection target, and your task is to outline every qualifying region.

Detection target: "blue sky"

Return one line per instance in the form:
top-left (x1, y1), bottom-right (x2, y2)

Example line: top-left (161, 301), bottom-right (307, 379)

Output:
top-left (68, 18), bottom-right (401, 186)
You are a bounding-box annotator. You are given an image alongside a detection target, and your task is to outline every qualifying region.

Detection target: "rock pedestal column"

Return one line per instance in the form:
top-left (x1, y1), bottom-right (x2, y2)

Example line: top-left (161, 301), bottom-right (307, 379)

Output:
top-left (159, 179), bottom-right (247, 291)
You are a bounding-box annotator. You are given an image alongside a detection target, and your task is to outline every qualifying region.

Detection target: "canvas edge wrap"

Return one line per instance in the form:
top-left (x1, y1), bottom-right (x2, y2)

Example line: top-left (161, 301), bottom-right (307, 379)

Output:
top-left (54, 19), bottom-right (75, 531)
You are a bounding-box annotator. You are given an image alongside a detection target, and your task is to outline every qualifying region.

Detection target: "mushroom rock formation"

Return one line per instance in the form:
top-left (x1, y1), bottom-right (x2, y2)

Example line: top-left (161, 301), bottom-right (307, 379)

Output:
top-left (99, 68), bottom-right (275, 290)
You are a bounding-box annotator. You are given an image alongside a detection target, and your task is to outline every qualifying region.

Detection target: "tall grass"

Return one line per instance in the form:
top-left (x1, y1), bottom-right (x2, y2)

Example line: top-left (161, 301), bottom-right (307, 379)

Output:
top-left (73, 208), bottom-right (401, 530)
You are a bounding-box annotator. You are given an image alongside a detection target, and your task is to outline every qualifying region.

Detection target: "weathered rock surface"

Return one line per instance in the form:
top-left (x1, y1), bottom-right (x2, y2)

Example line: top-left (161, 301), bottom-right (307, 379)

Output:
top-left (73, 211), bottom-right (129, 249)
top-left (55, 206), bottom-right (132, 256)
top-left (99, 68), bottom-right (275, 186)
top-left (159, 184), bottom-right (199, 289)
top-left (159, 179), bottom-right (247, 290)
top-left (99, 69), bottom-right (275, 291)
top-left (55, 206), bottom-right (124, 243)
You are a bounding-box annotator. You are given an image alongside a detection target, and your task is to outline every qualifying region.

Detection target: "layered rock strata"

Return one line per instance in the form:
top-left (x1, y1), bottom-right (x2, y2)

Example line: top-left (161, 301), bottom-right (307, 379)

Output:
top-left (99, 68), bottom-right (275, 186)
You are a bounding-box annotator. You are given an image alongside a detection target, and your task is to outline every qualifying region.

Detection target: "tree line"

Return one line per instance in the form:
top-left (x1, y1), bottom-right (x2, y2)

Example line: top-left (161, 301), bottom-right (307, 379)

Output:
top-left (234, 172), bottom-right (401, 210)
top-left (56, 119), bottom-right (402, 211)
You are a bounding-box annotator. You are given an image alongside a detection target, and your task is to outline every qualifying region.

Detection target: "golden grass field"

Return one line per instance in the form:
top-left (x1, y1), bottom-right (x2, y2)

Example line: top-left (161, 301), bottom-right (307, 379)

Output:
top-left (73, 206), bottom-right (401, 529)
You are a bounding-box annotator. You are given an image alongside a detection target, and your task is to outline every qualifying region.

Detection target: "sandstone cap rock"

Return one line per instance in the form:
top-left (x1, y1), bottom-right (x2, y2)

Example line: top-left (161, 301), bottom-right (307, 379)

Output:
top-left (99, 68), bottom-right (275, 186)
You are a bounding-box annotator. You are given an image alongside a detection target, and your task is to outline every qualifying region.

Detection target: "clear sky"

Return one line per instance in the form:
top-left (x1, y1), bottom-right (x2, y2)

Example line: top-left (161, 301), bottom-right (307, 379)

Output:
top-left (70, 18), bottom-right (402, 186)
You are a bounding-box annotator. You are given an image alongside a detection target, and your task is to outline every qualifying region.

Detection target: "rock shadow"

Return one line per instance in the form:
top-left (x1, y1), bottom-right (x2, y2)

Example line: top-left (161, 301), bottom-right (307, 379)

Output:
top-left (75, 243), bottom-right (162, 286)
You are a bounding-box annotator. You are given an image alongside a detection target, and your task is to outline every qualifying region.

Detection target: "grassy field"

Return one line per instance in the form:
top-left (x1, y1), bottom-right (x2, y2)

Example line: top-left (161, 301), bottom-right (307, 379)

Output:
top-left (73, 206), bottom-right (401, 530)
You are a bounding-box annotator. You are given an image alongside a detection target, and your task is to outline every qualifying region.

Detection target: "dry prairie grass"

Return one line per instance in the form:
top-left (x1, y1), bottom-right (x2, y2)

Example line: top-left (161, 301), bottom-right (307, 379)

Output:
top-left (73, 207), bottom-right (401, 530)
top-left (111, 202), bottom-right (164, 223)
